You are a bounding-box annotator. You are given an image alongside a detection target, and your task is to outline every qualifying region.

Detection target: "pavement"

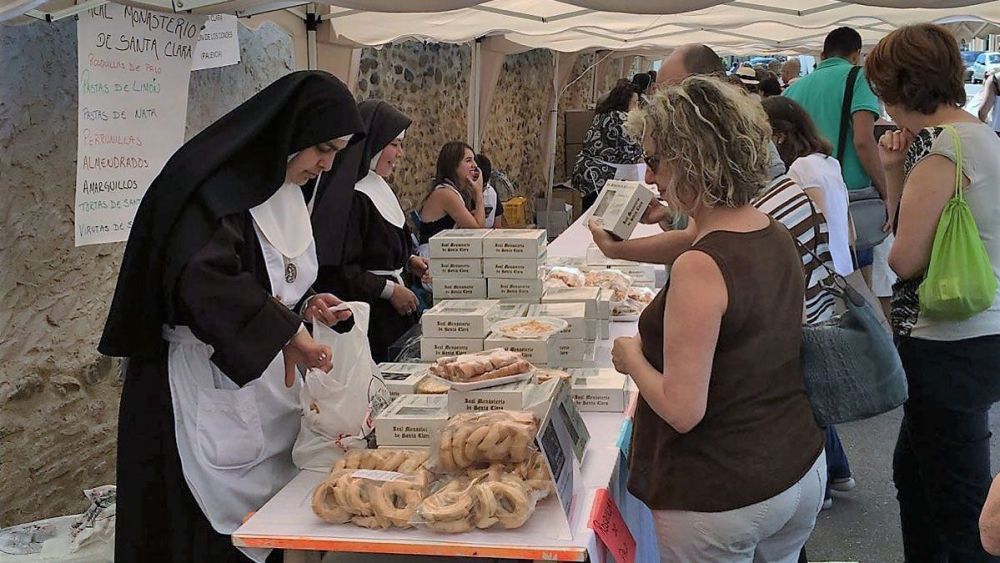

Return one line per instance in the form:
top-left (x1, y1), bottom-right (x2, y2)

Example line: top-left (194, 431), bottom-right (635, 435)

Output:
top-left (803, 401), bottom-right (1000, 562)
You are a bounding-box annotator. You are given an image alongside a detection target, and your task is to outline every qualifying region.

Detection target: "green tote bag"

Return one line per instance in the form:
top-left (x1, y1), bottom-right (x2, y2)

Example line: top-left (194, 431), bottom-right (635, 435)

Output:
top-left (918, 125), bottom-right (998, 321)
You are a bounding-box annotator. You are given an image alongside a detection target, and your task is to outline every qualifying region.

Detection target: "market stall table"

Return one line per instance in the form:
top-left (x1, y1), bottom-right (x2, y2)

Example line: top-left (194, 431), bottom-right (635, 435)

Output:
top-left (233, 217), bottom-right (662, 562)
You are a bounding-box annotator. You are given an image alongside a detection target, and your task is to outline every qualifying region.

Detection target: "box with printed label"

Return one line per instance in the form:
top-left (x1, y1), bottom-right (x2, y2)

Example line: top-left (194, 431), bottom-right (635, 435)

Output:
top-left (542, 286), bottom-right (601, 319)
top-left (488, 277), bottom-right (545, 299)
top-left (420, 337), bottom-right (485, 361)
top-left (546, 256), bottom-right (588, 269)
top-left (421, 300), bottom-right (500, 339)
top-left (606, 261), bottom-right (657, 288)
top-left (447, 378), bottom-right (561, 417)
top-left (377, 363), bottom-right (431, 399)
top-left (553, 339), bottom-right (597, 368)
top-left (494, 302), bottom-right (530, 320)
top-left (484, 332), bottom-right (558, 366)
top-left (483, 255), bottom-right (546, 280)
top-left (433, 278), bottom-right (488, 300)
top-left (375, 394), bottom-right (450, 446)
top-left (429, 229), bottom-right (489, 258)
top-left (571, 371), bottom-right (628, 412)
top-left (528, 303), bottom-right (589, 340)
top-left (589, 180), bottom-right (655, 240)
top-left (429, 258), bottom-right (483, 279)
top-left (483, 229), bottom-right (547, 259)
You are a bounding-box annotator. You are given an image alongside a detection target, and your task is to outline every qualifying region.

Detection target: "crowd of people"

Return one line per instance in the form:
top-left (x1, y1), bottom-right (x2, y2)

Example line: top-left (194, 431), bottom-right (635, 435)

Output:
top-left (587, 23), bottom-right (1000, 562)
top-left (93, 18), bottom-right (1000, 563)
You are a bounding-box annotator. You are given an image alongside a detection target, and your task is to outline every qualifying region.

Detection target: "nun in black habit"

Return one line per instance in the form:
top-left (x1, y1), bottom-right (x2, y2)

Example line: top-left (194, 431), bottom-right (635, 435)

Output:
top-left (312, 100), bottom-right (428, 363)
top-left (98, 71), bottom-right (365, 563)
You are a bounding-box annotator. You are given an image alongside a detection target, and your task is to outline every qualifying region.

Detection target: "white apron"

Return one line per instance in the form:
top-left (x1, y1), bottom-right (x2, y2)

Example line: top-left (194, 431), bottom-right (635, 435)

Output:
top-left (166, 223), bottom-right (318, 563)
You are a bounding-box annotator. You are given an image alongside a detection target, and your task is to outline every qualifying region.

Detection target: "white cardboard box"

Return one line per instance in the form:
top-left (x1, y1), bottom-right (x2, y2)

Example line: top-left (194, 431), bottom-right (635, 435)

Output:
top-left (542, 286), bottom-right (601, 319)
top-left (484, 331), bottom-right (558, 366)
top-left (429, 229), bottom-right (489, 258)
top-left (545, 256), bottom-right (588, 269)
top-left (586, 244), bottom-right (610, 266)
top-left (599, 319), bottom-right (610, 340)
top-left (433, 278), bottom-right (488, 300)
top-left (429, 258), bottom-right (483, 279)
top-left (377, 363), bottom-right (431, 399)
top-left (375, 394), bottom-right (450, 447)
top-left (484, 255), bottom-right (546, 279)
top-left (494, 302), bottom-right (530, 320)
top-left (447, 378), bottom-right (561, 417)
top-left (568, 367), bottom-right (622, 379)
top-left (420, 337), bottom-right (485, 361)
top-left (589, 180), bottom-right (655, 240)
top-left (554, 340), bottom-right (598, 369)
top-left (483, 229), bottom-right (547, 259)
top-left (571, 371), bottom-right (628, 412)
top-left (605, 262), bottom-right (657, 288)
top-left (528, 303), bottom-right (589, 340)
top-left (421, 300), bottom-right (500, 339)
top-left (488, 277), bottom-right (545, 299)
top-left (499, 297), bottom-right (542, 304)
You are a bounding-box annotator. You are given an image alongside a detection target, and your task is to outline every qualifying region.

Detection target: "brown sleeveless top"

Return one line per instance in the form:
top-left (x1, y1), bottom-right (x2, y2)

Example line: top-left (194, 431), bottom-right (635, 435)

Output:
top-left (628, 220), bottom-right (824, 512)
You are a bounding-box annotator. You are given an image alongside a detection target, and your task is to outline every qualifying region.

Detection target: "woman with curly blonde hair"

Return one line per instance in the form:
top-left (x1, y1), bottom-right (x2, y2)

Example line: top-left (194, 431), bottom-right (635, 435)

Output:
top-left (609, 76), bottom-right (825, 562)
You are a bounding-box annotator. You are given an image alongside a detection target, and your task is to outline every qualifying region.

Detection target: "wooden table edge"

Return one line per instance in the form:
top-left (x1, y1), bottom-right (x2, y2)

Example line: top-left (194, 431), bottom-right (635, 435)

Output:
top-left (232, 534), bottom-right (589, 561)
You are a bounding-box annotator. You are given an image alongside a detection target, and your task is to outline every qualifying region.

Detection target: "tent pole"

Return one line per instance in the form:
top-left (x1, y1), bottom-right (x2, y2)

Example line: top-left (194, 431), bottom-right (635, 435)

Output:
top-left (468, 38), bottom-right (482, 151)
top-left (590, 50), bottom-right (599, 105)
top-left (545, 50), bottom-right (559, 235)
top-left (306, 4), bottom-right (318, 71)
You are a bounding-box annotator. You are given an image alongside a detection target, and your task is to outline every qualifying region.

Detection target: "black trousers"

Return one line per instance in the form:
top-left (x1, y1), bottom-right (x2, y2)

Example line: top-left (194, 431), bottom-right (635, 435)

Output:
top-left (894, 335), bottom-right (1000, 562)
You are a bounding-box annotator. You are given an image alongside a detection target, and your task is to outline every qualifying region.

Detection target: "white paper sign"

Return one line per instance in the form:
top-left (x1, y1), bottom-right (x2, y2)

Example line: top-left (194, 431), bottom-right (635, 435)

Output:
top-left (75, 4), bottom-right (204, 246)
top-left (192, 14), bottom-right (240, 71)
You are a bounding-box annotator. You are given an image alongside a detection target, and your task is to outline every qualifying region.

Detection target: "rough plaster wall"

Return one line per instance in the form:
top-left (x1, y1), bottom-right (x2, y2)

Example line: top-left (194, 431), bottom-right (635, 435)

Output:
top-left (0, 20), bottom-right (294, 527)
top-left (479, 49), bottom-right (554, 205)
top-left (555, 53), bottom-right (595, 184)
top-left (355, 42), bottom-right (470, 213)
top-left (597, 57), bottom-right (625, 97)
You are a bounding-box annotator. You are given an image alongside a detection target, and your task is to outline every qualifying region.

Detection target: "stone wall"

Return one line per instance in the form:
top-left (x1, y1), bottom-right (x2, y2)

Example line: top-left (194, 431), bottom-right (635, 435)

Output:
top-left (479, 49), bottom-right (554, 203)
top-left (555, 53), bottom-right (596, 183)
top-left (355, 42), bottom-right (471, 213)
top-left (0, 19), bottom-right (294, 527)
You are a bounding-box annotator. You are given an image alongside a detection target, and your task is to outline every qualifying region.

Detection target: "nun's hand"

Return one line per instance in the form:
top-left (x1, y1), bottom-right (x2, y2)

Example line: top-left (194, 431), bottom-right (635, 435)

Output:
top-left (389, 284), bottom-right (419, 316)
top-left (283, 329), bottom-right (333, 387)
top-left (408, 256), bottom-right (430, 279)
top-left (306, 293), bottom-right (353, 326)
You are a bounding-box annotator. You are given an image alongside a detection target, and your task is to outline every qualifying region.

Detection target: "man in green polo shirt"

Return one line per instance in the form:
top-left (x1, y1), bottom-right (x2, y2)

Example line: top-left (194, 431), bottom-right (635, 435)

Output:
top-left (785, 27), bottom-right (890, 270)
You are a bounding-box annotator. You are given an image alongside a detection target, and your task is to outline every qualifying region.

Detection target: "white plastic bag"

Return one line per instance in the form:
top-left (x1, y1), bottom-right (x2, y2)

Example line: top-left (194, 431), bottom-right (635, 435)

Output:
top-left (293, 302), bottom-right (392, 472)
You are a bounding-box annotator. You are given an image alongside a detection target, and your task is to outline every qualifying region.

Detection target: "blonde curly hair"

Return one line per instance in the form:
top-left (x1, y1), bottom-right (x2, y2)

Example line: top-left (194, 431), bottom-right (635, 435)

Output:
top-left (627, 75), bottom-right (772, 210)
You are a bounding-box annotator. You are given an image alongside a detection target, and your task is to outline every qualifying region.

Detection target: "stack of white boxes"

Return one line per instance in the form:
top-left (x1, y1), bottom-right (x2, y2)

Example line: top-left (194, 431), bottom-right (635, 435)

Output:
top-left (419, 299), bottom-right (501, 361)
top-left (429, 229), bottom-right (548, 304)
top-left (541, 286), bottom-right (611, 343)
top-left (527, 302), bottom-right (596, 368)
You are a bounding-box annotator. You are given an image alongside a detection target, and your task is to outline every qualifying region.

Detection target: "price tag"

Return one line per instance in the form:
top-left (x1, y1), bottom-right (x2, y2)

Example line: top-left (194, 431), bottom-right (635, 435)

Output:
top-left (588, 488), bottom-right (635, 563)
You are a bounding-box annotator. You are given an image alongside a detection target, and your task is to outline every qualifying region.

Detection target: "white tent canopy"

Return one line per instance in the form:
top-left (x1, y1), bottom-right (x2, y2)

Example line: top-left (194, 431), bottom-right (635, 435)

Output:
top-left (6, 0), bottom-right (1000, 55)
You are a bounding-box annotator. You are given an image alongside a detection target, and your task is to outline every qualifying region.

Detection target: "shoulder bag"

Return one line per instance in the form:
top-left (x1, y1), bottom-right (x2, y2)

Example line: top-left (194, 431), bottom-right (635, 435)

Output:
top-left (840, 66), bottom-right (889, 252)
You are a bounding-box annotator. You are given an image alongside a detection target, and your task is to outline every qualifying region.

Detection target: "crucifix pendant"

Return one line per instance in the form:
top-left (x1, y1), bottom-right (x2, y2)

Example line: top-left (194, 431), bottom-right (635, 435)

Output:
top-left (284, 257), bottom-right (297, 284)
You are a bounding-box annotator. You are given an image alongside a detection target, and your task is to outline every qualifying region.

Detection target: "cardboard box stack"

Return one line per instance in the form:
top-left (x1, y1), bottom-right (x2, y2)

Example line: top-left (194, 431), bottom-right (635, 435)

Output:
top-left (567, 368), bottom-right (628, 413)
top-left (420, 299), bottom-right (501, 361)
top-left (428, 229), bottom-right (548, 305)
top-left (527, 302), bottom-right (596, 368)
top-left (374, 394), bottom-right (450, 447)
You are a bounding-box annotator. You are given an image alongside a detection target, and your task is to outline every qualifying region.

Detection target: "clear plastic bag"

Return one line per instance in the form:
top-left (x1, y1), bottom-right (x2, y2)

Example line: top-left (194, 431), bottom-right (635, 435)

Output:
top-left (431, 411), bottom-right (540, 471)
top-left (311, 468), bottom-right (432, 529)
top-left (544, 266), bottom-right (586, 289)
top-left (584, 269), bottom-right (633, 303)
top-left (332, 449), bottom-right (431, 473)
top-left (414, 467), bottom-right (546, 532)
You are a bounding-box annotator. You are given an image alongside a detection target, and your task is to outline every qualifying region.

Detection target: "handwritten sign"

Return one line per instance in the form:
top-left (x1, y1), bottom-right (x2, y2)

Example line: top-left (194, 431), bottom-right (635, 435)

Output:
top-left (192, 14), bottom-right (240, 71)
top-left (588, 488), bottom-right (636, 563)
top-left (75, 5), bottom-right (204, 246)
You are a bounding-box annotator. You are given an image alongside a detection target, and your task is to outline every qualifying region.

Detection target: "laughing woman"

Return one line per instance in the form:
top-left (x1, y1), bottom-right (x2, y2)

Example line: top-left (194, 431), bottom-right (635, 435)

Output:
top-left (313, 99), bottom-right (428, 362)
top-left (99, 72), bottom-right (364, 563)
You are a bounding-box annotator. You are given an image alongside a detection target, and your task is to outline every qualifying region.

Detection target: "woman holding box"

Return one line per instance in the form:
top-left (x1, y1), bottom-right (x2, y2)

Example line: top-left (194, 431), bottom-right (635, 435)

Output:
top-left (610, 76), bottom-right (825, 562)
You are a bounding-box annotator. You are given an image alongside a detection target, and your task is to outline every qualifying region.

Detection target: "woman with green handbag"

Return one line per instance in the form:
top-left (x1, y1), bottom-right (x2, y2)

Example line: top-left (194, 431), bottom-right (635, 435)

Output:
top-left (867, 24), bottom-right (1000, 562)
